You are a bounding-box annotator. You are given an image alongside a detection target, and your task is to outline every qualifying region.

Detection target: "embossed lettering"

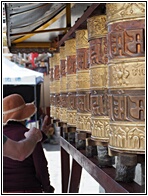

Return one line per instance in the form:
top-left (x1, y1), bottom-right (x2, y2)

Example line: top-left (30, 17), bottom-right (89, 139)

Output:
top-left (67, 93), bottom-right (77, 110)
top-left (129, 96), bottom-right (145, 120)
top-left (125, 29), bottom-right (144, 55)
top-left (77, 49), bottom-right (89, 70)
top-left (60, 60), bottom-right (66, 76)
top-left (67, 56), bottom-right (76, 74)
top-left (90, 38), bottom-right (107, 66)
top-left (109, 28), bottom-right (144, 58)
top-left (91, 94), bottom-right (106, 116)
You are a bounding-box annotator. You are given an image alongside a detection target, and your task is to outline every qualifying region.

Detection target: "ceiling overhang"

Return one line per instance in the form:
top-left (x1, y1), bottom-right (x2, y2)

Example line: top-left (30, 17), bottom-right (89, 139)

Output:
top-left (4, 3), bottom-right (102, 54)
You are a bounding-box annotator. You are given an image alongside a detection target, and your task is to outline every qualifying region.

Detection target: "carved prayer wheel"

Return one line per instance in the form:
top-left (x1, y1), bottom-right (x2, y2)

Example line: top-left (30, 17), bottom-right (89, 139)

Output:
top-left (65, 38), bottom-right (77, 127)
top-left (106, 3), bottom-right (145, 155)
top-left (52, 53), bottom-right (60, 120)
top-left (76, 29), bottom-right (91, 133)
top-left (49, 57), bottom-right (55, 118)
top-left (59, 46), bottom-right (67, 123)
top-left (87, 15), bottom-right (109, 143)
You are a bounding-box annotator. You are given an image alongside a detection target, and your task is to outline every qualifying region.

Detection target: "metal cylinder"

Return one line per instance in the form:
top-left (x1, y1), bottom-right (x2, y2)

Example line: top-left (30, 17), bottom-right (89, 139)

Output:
top-left (59, 46), bottom-right (67, 123)
top-left (87, 15), bottom-right (109, 142)
top-left (49, 57), bottom-right (55, 118)
top-left (106, 3), bottom-right (145, 154)
top-left (65, 38), bottom-right (77, 127)
top-left (76, 29), bottom-right (91, 133)
top-left (53, 53), bottom-right (60, 120)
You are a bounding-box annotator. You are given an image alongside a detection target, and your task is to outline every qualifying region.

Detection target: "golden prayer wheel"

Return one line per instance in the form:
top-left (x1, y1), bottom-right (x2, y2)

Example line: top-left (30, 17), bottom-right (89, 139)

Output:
top-left (76, 29), bottom-right (91, 133)
top-left (87, 15), bottom-right (109, 142)
top-left (106, 3), bottom-right (145, 154)
top-left (52, 53), bottom-right (60, 120)
top-left (65, 38), bottom-right (77, 127)
top-left (49, 57), bottom-right (55, 118)
top-left (59, 46), bottom-right (67, 123)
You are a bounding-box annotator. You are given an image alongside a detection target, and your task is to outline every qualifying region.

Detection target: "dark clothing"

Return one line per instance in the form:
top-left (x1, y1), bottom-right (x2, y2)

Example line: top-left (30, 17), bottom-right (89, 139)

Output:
top-left (3, 121), bottom-right (54, 193)
top-left (3, 135), bottom-right (7, 144)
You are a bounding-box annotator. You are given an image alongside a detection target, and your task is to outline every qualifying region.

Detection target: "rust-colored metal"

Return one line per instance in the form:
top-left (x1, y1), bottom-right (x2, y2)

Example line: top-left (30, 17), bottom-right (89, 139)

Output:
top-left (76, 29), bottom-right (91, 134)
top-left (65, 38), bottom-right (77, 127)
top-left (87, 15), bottom-right (110, 142)
top-left (52, 53), bottom-right (60, 120)
top-left (106, 3), bottom-right (145, 154)
top-left (59, 46), bottom-right (67, 123)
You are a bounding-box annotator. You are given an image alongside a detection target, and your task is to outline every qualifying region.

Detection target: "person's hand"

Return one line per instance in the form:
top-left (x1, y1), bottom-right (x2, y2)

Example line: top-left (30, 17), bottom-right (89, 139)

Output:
top-left (41, 115), bottom-right (54, 136)
top-left (24, 127), bottom-right (42, 143)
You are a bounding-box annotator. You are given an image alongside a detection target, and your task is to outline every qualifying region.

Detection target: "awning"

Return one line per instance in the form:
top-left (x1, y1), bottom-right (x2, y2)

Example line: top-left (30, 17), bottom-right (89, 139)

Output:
top-left (4, 3), bottom-right (95, 54)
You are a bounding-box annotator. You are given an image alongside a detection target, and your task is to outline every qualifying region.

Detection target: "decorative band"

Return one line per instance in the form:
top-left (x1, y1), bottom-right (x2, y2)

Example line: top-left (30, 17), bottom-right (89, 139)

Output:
top-left (3, 104), bottom-right (25, 114)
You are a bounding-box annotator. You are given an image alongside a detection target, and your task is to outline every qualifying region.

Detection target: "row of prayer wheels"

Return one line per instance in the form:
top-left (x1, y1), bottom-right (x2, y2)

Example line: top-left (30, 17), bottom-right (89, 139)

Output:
top-left (49, 3), bottom-right (145, 182)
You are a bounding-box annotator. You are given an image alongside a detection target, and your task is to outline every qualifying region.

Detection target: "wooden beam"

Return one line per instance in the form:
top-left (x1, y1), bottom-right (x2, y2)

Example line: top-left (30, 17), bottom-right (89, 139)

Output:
top-left (12, 42), bottom-right (52, 48)
top-left (13, 3), bottom-right (75, 44)
top-left (58, 3), bottom-right (100, 46)
top-left (66, 3), bottom-right (71, 28)
top-left (11, 27), bottom-right (69, 36)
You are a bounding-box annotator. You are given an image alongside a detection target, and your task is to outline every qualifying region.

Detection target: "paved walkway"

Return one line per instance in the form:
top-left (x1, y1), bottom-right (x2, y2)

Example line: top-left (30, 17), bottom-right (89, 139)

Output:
top-left (43, 141), bottom-right (100, 194)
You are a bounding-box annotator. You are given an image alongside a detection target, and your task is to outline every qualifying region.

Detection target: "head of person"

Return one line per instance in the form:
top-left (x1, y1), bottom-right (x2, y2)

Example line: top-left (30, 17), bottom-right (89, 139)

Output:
top-left (3, 94), bottom-right (37, 125)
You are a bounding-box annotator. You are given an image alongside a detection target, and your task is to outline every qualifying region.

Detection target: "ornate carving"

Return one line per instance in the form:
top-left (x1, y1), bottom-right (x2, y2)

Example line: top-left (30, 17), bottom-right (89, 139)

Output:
top-left (109, 60), bottom-right (145, 89)
top-left (89, 37), bottom-right (108, 66)
top-left (54, 65), bottom-right (60, 80)
top-left (50, 95), bottom-right (55, 105)
top-left (53, 53), bottom-right (60, 66)
top-left (87, 15), bottom-right (107, 41)
top-left (91, 90), bottom-right (109, 116)
top-left (67, 56), bottom-right (76, 74)
top-left (54, 106), bottom-right (60, 120)
top-left (76, 113), bottom-right (91, 133)
top-left (60, 77), bottom-right (67, 93)
top-left (49, 68), bottom-right (54, 81)
top-left (108, 91), bottom-right (145, 121)
top-left (54, 80), bottom-right (60, 94)
top-left (67, 92), bottom-right (77, 110)
top-left (60, 93), bottom-right (68, 108)
top-left (65, 38), bottom-right (76, 56)
top-left (106, 3), bottom-right (145, 24)
top-left (59, 107), bottom-right (67, 123)
top-left (67, 110), bottom-right (77, 126)
top-left (60, 59), bottom-right (67, 77)
top-left (108, 121), bottom-right (145, 153)
top-left (67, 74), bottom-right (77, 92)
top-left (90, 64), bottom-right (108, 89)
top-left (76, 48), bottom-right (90, 70)
top-left (76, 29), bottom-right (89, 49)
top-left (77, 91), bottom-right (91, 113)
top-left (60, 46), bottom-right (66, 60)
top-left (76, 70), bottom-right (90, 91)
top-left (107, 21), bottom-right (145, 59)
top-left (50, 57), bottom-right (54, 68)
top-left (50, 105), bottom-right (56, 118)
top-left (91, 116), bottom-right (110, 141)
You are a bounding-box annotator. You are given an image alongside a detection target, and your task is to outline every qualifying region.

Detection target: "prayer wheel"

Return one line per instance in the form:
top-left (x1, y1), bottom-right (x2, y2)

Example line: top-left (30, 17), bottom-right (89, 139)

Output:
top-left (106, 3), bottom-right (145, 183)
top-left (59, 46), bottom-right (67, 123)
top-left (106, 3), bottom-right (145, 155)
top-left (52, 53), bottom-right (60, 120)
top-left (65, 38), bottom-right (77, 127)
top-left (76, 29), bottom-right (91, 133)
top-left (87, 15), bottom-right (114, 165)
top-left (49, 57), bottom-right (56, 118)
top-left (87, 15), bottom-right (109, 143)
